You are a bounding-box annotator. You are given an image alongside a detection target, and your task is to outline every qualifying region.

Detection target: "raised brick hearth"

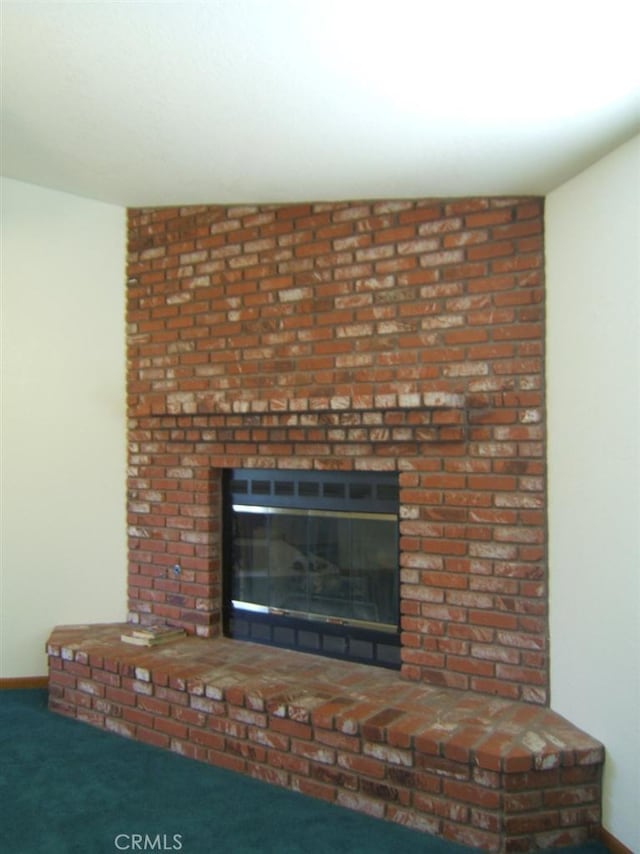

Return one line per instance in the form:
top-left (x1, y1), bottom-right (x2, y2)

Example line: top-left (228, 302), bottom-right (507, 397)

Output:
top-left (47, 624), bottom-right (603, 853)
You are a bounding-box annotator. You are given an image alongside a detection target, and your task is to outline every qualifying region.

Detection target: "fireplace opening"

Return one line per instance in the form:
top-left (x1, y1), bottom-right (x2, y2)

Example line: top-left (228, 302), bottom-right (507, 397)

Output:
top-left (222, 468), bottom-right (400, 668)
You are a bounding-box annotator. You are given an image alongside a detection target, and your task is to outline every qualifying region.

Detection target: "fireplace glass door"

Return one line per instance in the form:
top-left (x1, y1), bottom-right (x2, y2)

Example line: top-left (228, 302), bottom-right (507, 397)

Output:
top-left (224, 469), bottom-right (400, 668)
top-left (232, 507), bottom-right (397, 627)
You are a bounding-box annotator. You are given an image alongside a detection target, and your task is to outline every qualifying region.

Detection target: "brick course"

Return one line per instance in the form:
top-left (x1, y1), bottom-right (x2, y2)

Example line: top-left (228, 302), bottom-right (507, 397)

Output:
top-left (126, 197), bottom-right (547, 704)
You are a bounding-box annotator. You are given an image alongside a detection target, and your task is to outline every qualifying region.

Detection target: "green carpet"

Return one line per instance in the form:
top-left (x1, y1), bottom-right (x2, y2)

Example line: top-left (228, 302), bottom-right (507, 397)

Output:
top-left (0, 690), bottom-right (609, 854)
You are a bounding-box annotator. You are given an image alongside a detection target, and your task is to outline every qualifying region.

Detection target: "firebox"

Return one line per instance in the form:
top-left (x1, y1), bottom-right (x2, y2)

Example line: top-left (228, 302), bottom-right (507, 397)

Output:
top-left (222, 468), bottom-right (400, 668)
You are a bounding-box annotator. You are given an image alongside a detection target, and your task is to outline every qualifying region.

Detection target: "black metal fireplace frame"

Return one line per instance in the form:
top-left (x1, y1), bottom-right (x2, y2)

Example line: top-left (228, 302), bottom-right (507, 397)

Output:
top-left (221, 468), bottom-right (401, 669)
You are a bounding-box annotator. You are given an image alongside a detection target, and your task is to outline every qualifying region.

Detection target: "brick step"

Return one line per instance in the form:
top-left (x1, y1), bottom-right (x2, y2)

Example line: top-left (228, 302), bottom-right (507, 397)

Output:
top-left (47, 624), bottom-right (603, 853)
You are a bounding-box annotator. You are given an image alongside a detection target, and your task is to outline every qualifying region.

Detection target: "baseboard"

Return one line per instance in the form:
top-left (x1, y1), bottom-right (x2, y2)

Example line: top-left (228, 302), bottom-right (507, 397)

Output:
top-left (0, 676), bottom-right (48, 690)
top-left (599, 827), bottom-right (634, 854)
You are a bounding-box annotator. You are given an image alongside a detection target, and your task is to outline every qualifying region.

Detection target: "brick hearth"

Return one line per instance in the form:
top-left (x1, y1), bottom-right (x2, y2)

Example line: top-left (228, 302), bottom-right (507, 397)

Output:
top-left (47, 624), bottom-right (603, 853)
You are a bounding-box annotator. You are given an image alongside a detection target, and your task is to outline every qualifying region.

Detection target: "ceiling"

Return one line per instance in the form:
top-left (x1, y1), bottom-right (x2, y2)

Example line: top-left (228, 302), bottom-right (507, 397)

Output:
top-left (2, 0), bottom-right (639, 208)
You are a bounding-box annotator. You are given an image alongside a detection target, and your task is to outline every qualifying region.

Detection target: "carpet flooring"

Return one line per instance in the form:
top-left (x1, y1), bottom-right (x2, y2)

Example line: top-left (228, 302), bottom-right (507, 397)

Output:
top-left (0, 690), bottom-right (610, 854)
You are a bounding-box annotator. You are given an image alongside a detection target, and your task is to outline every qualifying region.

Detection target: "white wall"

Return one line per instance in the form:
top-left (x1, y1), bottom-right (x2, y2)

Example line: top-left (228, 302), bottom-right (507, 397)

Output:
top-left (1, 177), bottom-right (127, 678)
top-left (546, 135), bottom-right (640, 852)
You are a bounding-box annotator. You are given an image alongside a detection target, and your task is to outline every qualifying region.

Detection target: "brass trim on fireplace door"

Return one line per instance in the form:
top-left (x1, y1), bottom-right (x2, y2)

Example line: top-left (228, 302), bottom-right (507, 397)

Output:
top-left (230, 600), bottom-right (398, 634)
top-left (232, 504), bottom-right (398, 522)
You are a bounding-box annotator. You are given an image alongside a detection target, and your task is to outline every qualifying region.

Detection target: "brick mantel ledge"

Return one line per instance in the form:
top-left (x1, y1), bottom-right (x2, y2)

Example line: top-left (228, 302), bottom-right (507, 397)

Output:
top-left (47, 623), bottom-right (603, 853)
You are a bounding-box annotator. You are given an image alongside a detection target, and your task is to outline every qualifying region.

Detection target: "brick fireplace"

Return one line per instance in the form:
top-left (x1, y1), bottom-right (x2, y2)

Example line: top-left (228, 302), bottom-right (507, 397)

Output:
top-left (126, 196), bottom-right (547, 705)
top-left (48, 197), bottom-right (606, 851)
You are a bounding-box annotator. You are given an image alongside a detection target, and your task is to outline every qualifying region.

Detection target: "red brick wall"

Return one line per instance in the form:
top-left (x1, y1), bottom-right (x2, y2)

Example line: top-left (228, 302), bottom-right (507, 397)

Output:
top-left (126, 197), bottom-right (547, 704)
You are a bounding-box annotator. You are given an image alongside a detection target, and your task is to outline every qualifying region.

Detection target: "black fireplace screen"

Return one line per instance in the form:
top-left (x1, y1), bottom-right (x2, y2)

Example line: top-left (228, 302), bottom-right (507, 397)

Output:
top-left (223, 469), bottom-right (401, 668)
